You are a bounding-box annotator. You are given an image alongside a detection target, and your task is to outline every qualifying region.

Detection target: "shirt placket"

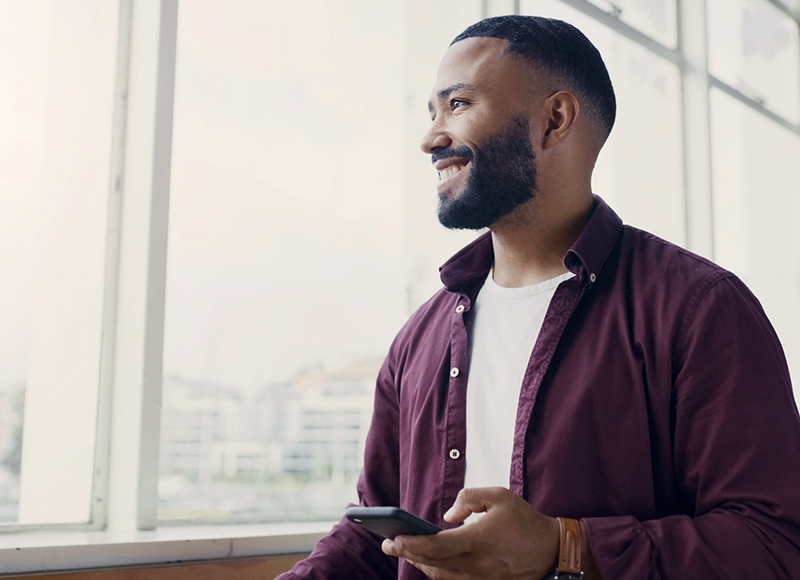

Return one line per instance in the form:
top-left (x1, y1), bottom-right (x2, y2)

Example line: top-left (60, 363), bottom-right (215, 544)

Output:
top-left (509, 274), bottom-right (588, 496)
top-left (441, 294), bottom-right (470, 517)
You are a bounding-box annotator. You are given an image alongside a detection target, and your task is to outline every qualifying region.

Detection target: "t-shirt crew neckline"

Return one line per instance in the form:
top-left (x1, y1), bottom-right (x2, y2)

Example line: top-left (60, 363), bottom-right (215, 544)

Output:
top-left (483, 269), bottom-right (576, 298)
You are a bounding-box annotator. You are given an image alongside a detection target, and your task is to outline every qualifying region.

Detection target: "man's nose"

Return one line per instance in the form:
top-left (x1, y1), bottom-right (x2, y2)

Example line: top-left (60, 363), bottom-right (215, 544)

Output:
top-left (420, 121), bottom-right (452, 154)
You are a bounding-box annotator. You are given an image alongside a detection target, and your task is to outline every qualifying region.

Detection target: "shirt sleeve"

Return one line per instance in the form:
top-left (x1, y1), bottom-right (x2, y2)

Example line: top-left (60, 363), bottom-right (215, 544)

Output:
top-left (275, 348), bottom-right (402, 580)
top-left (583, 274), bottom-right (800, 579)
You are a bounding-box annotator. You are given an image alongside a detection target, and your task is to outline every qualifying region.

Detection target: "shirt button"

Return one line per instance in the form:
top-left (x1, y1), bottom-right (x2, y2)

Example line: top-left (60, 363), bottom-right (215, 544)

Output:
top-left (449, 449), bottom-right (461, 460)
top-left (589, 273), bottom-right (597, 283)
top-left (450, 367), bottom-right (459, 378)
top-left (455, 304), bottom-right (465, 314)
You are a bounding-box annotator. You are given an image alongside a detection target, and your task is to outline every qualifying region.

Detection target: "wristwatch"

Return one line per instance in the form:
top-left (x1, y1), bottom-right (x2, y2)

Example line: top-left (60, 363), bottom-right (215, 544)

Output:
top-left (552, 517), bottom-right (584, 579)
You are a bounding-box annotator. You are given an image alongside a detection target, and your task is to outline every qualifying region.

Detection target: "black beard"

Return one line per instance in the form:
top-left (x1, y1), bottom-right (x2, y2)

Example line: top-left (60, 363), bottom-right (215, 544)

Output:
top-left (434, 116), bottom-right (537, 230)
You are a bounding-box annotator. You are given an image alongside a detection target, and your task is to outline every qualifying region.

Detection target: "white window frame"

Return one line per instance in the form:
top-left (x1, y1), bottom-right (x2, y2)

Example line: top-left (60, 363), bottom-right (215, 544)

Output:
top-left (103, 0), bottom-right (175, 532)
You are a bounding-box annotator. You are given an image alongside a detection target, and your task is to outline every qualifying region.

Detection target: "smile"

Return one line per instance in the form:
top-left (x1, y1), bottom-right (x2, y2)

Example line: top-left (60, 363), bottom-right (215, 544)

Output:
top-left (439, 163), bottom-right (467, 180)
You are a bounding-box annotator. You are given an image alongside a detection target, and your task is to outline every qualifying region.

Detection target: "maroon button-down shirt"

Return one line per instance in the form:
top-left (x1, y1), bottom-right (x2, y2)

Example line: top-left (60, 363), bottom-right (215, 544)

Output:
top-left (280, 197), bottom-right (800, 580)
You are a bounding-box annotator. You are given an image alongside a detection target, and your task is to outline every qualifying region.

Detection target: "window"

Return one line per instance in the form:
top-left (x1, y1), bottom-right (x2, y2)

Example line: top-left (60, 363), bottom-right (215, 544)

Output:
top-left (0, 0), bottom-right (118, 526)
top-left (156, 0), bottom-right (799, 526)
top-left (708, 0), bottom-right (800, 124)
top-left (710, 89), bottom-right (800, 374)
top-left (0, 2), bottom-right (48, 522)
top-left (0, 0), bottom-right (798, 573)
top-left (518, 0), bottom-right (685, 243)
top-left (158, 0), bottom-right (406, 522)
top-left (157, 0), bottom-right (487, 523)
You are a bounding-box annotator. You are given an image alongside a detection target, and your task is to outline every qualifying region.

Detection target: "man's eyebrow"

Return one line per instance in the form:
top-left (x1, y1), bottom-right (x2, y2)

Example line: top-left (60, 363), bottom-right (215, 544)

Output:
top-left (427, 83), bottom-right (479, 113)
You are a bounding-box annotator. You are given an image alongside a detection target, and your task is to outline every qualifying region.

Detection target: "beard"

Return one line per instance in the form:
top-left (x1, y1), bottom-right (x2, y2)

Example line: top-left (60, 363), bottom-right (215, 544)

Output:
top-left (434, 116), bottom-right (537, 230)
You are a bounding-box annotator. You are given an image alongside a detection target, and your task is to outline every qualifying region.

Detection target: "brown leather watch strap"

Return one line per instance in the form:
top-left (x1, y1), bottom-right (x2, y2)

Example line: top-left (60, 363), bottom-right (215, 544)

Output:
top-left (556, 517), bottom-right (583, 577)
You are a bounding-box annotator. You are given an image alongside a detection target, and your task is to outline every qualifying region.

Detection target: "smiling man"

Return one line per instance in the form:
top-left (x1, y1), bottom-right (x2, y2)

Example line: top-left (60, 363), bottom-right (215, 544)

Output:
top-left (277, 15), bottom-right (800, 580)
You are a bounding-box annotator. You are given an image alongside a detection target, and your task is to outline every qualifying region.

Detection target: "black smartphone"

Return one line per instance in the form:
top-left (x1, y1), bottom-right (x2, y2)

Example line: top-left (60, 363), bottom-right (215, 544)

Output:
top-left (345, 506), bottom-right (440, 539)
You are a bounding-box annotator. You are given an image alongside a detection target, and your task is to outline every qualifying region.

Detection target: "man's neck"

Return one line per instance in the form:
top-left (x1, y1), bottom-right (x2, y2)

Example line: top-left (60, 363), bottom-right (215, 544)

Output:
top-left (489, 196), bottom-right (593, 288)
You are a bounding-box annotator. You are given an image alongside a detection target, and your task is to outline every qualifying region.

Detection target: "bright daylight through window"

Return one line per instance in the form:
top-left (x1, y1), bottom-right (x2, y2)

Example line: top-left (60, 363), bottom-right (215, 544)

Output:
top-left (0, 0), bottom-right (117, 526)
top-left (0, 0), bottom-right (798, 546)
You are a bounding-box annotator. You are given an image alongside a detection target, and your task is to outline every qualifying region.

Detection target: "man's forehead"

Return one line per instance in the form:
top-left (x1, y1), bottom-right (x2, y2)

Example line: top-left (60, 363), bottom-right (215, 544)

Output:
top-left (435, 36), bottom-right (510, 82)
top-left (428, 36), bottom-right (531, 100)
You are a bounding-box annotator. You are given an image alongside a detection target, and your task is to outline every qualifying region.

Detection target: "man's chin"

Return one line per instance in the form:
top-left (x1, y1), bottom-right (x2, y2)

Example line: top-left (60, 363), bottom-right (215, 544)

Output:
top-left (437, 202), bottom-right (491, 231)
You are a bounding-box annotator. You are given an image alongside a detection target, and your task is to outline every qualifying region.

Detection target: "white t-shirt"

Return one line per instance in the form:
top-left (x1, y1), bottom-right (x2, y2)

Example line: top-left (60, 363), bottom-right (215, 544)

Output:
top-left (464, 270), bottom-right (574, 492)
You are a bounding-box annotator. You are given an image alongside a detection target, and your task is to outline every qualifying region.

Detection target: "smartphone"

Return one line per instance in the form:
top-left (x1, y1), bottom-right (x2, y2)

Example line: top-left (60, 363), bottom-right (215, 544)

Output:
top-left (345, 506), bottom-right (440, 539)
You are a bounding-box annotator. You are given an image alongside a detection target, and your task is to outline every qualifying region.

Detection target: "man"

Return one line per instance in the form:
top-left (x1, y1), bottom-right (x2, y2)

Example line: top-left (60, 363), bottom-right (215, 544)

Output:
top-left (278, 15), bottom-right (800, 580)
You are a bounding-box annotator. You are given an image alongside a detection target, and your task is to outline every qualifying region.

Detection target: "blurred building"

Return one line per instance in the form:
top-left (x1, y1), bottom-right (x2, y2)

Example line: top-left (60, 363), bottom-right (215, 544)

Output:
top-left (159, 377), bottom-right (248, 485)
top-left (279, 362), bottom-right (376, 482)
top-left (159, 359), bottom-right (378, 488)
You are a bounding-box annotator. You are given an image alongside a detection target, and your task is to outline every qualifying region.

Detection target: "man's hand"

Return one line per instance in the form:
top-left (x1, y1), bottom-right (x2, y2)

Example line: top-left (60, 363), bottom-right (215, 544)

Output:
top-left (381, 487), bottom-right (559, 580)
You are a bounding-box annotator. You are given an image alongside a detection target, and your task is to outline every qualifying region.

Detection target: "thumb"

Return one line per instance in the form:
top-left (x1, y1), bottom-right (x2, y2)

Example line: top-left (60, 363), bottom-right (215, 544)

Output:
top-left (443, 487), bottom-right (499, 523)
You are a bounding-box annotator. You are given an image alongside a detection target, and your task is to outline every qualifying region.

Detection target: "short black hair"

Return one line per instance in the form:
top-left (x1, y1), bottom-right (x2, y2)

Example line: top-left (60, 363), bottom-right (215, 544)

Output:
top-left (452, 15), bottom-right (616, 142)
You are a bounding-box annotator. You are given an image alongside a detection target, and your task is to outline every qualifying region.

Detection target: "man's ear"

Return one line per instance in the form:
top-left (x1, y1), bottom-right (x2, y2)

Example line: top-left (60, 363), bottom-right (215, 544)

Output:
top-left (541, 91), bottom-right (580, 149)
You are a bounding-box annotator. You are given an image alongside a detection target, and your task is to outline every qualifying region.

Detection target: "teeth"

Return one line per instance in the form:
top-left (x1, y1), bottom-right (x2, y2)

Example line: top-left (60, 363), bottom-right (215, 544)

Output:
top-left (438, 164), bottom-right (464, 180)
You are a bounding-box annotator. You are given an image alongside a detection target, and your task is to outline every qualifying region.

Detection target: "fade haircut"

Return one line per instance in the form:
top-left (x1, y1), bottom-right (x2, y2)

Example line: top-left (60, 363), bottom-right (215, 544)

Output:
top-left (452, 15), bottom-right (616, 144)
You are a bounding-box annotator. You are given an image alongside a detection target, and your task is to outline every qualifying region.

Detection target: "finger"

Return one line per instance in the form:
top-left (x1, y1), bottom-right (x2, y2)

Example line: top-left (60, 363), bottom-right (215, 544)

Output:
top-left (389, 531), bottom-right (470, 563)
top-left (444, 487), bottom-right (504, 523)
top-left (389, 533), bottom-right (497, 579)
top-left (381, 538), bottom-right (394, 553)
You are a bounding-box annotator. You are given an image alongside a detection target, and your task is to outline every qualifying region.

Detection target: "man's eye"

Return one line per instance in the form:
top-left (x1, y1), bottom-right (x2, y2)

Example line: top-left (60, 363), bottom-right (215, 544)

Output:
top-left (450, 99), bottom-right (465, 110)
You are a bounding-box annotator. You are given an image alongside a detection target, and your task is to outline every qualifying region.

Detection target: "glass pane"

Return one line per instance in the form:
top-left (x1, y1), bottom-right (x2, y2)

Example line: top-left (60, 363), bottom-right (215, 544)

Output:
top-left (710, 88), bottom-right (800, 397)
top-left (708, 0), bottom-right (800, 124)
top-left (0, 2), bottom-right (49, 522)
top-left (586, 0), bottom-right (677, 48)
top-left (486, 0), bottom-right (517, 17)
top-left (521, 0), bottom-right (686, 246)
top-left (161, 0), bottom-right (409, 522)
top-left (399, 2), bottom-right (486, 308)
top-left (163, 0), bottom-right (487, 525)
top-left (0, 0), bottom-right (116, 525)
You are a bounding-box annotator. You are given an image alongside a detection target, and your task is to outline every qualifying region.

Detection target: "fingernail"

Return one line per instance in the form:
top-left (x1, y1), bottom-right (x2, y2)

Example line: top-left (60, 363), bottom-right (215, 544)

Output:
top-left (382, 539), bottom-right (396, 554)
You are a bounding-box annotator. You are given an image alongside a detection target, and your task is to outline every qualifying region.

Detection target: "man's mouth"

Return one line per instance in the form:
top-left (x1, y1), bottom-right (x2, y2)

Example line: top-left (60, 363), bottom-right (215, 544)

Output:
top-left (432, 146), bottom-right (473, 185)
top-left (438, 163), bottom-right (468, 181)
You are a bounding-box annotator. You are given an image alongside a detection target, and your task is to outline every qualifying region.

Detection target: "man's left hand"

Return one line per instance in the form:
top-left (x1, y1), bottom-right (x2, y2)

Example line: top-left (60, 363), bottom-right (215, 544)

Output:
top-left (381, 487), bottom-right (559, 580)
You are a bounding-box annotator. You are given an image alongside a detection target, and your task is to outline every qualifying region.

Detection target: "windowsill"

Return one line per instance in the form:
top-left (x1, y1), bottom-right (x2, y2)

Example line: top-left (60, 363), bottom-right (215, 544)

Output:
top-left (0, 521), bottom-right (333, 575)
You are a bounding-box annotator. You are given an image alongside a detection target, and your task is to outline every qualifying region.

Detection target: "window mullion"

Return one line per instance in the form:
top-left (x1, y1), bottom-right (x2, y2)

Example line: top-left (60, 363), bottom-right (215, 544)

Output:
top-left (763, 0), bottom-right (800, 24)
top-left (708, 74), bottom-right (800, 136)
top-left (677, 0), bottom-right (714, 259)
top-left (106, 0), bottom-right (178, 532)
top-left (92, 0), bottom-right (134, 531)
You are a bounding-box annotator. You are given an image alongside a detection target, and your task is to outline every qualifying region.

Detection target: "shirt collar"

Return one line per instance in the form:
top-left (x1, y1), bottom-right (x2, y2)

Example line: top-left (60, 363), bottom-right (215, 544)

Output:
top-left (565, 195), bottom-right (624, 288)
top-left (439, 195), bottom-right (623, 294)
